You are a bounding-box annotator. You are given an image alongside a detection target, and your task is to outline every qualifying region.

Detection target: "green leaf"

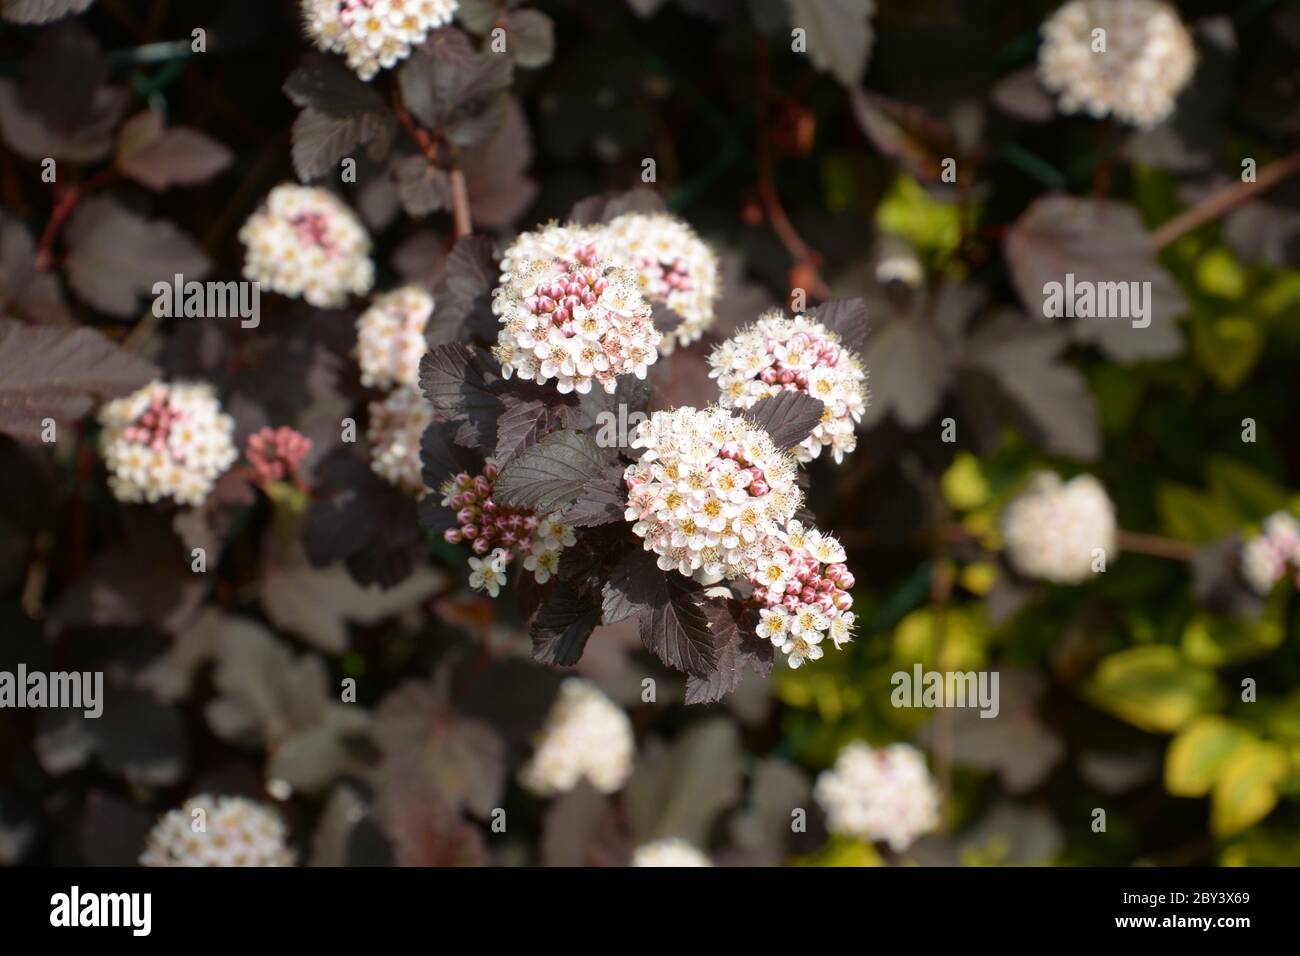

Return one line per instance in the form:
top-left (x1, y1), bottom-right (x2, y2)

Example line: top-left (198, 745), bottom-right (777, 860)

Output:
top-left (1194, 247), bottom-right (1248, 299)
top-left (1205, 455), bottom-right (1288, 522)
top-left (1192, 315), bottom-right (1262, 390)
top-left (1164, 716), bottom-right (1252, 797)
top-left (1210, 739), bottom-right (1288, 836)
top-left (1181, 611), bottom-right (1283, 668)
top-left (940, 451), bottom-right (991, 511)
top-left (1155, 484), bottom-right (1239, 543)
top-left (1084, 645), bottom-right (1222, 734)
top-left (892, 606), bottom-right (985, 672)
top-left (874, 176), bottom-right (962, 260)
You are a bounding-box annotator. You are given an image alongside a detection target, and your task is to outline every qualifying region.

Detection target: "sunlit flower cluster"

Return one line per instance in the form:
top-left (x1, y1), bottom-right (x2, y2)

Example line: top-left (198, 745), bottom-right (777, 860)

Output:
top-left (813, 742), bottom-right (940, 852)
top-left (367, 387), bottom-right (431, 494)
top-left (1241, 511), bottom-right (1300, 596)
top-left (631, 838), bottom-right (713, 867)
top-left (1037, 0), bottom-right (1196, 129)
top-left (605, 212), bottom-right (720, 352)
top-left (623, 406), bottom-right (802, 582)
top-left (440, 458), bottom-right (576, 596)
top-left (356, 285), bottom-right (434, 390)
top-left (140, 795), bottom-right (295, 867)
top-left (750, 520), bottom-right (855, 668)
top-left (492, 224), bottom-right (661, 394)
top-left (99, 381), bottom-right (238, 507)
top-left (518, 678), bottom-right (635, 797)
top-left (710, 310), bottom-right (868, 463)
top-left (1001, 471), bottom-right (1117, 584)
top-left (301, 0), bottom-right (459, 81)
top-left (239, 183), bottom-right (373, 308)
top-left (245, 426), bottom-right (313, 490)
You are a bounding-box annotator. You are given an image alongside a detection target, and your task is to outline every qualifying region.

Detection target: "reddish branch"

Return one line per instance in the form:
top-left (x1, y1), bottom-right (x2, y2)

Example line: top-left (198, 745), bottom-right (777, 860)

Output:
top-left (1150, 146), bottom-right (1300, 250)
top-left (1115, 530), bottom-right (1198, 562)
top-left (391, 85), bottom-right (473, 239)
top-left (755, 38), bottom-right (829, 301)
top-left (34, 168), bottom-right (115, 271)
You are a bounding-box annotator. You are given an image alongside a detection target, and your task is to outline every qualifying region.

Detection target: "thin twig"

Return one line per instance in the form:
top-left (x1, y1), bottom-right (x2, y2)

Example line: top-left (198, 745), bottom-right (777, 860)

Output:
top-left (1116, 530), bottom-right (1198, 562)
top-left (1151, 147), bottom-right (1300, 250)
top-left (34, 168), bottom-right (115, 271)
top-left (449, 166), bottom-right (472, 238)
top-left (755, 37), bottom-right (829, 301)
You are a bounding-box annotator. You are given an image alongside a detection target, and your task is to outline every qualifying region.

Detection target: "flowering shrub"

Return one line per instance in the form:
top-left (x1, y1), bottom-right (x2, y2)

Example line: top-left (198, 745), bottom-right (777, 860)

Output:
top-left (3, 0), bottom-right (1299, 874)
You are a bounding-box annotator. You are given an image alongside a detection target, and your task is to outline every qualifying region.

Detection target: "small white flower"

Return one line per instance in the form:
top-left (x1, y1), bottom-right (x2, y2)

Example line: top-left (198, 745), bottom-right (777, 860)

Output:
top-left (468, 548), bottom-right (510, 597)
top-left (631, 838), bottom-right (712, 867)
top-left (302, 0), bottom-right (458, 81)
top-left (756, 606), bottom-right (791, 645)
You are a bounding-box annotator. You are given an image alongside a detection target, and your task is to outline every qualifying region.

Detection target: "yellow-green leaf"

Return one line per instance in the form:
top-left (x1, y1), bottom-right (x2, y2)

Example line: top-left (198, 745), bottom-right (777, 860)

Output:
top-left (1181, 612), bottom-right (1283, 667)
top-left (941, 451), bottom-right (991, 511)
top-left (892, 606), bottom-right (985, 672)
top-left (1165, 716), bottom-right (1252, 797)
top-left (1084, 645), bottom-right (1222, 734)
top-left (1210, 739), bottom-right (1288, 836)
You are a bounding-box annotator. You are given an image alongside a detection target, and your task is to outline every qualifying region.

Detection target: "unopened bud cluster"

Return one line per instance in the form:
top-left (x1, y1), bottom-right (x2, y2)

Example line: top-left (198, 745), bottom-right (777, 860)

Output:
top-left (440, 458), bottom-right (576, 596)
top-left (368, 387), bottom-right (431, 494)
top-left (245, 426), bottom-right (313, 489)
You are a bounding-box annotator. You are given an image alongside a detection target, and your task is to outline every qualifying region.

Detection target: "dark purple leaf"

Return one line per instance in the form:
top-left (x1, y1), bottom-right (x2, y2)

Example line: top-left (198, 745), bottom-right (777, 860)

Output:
top-left (740, 390), bottom-right (825, 451)
top-left (494, 429), bottom-right (610, 513)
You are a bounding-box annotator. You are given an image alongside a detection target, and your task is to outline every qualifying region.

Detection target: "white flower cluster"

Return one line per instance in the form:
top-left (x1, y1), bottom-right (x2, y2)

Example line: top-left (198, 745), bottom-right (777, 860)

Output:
top-left (356, 285), bottom-right (433, 389)
top-left (240, 183), bottom-right (373, 308)
top-left (367, 387), bottom-right (431, 494)
top-left (751, 520), bottom-right (856, 668)
top-left (710, 310), bottom-right (868, 463)
top-left (492, 223), bottom-right (662, 394)
top-left (1241, 512), bottom-right (1300, 596)
top-left (631, 838), bottom-right (713, 867)
top-left (605, 212), bottom-right (720, 352)
top-left (99, 381), bottom-right (237, 507)
top-left (518, 678), bottom-right (635, 797)
top-left (140, 795), bottom-right (295, 867)
top-left (301, 0), bottom-right (459, 81)
top-left (623, 406), bottom-right (802, 581)
top-left (813, 742), bottom-right (940, 852)
top-left (1001, 471), bottom-right (1117, 584)
top-left (1037, 0), bottom-right (1196, 129)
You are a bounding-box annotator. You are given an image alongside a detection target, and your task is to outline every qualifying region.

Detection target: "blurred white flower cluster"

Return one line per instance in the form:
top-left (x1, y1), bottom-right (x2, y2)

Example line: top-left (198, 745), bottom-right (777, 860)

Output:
top-left (356, 285), bottom-right (434, 390)
top-left (367, 387), bottom-right (431, 494)
top-left (710, 310), bottom-right (868, 463)
top-left (605, 211), bottom-right (719, 353)
top-left (140, 795), bottom-right (295, 867)
top-left (439, 458), bottom-right (577, 596)
top-left (301, 0), bottom-right (459, 81)
top-left (1037, 0), bottom-right (1196, 129)
top-left (354, 285), bottom-right (435, 494)
top-left (519, 678), bottom-right (634, 796)
top-left (1001, 471), bottom-right (1117, 584)
top-left (631, 838), bottom-right (713, 867)
top-left (99, 381), bottom-right (238, 507)
top-left (623, 406), bottom-right (802, 581)
top-left (493, 226), bottom-right (661, 395)
top-left (813, 742), bottom-right (940, 852)
top-left (1241, 511), bottom-right (1300, 595)
top-left (240, 183), bottom-right (373, 308)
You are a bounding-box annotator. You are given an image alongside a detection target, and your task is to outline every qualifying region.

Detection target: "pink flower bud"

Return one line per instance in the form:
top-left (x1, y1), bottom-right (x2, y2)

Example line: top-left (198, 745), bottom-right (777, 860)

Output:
top-left (443, 528), bottom-right (463, 544)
